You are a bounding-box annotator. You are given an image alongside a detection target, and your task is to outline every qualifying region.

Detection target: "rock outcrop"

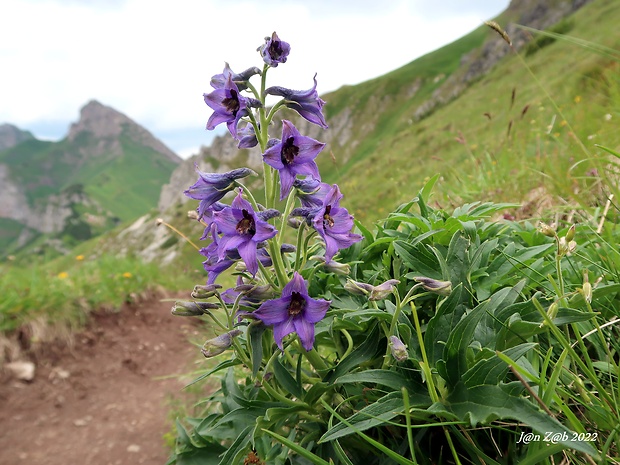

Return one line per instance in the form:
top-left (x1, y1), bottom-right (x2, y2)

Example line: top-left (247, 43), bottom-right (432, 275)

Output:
top-left (68, 100), bottom-right (181, 163)
top-left (0, 124), bottom-right (34, 151)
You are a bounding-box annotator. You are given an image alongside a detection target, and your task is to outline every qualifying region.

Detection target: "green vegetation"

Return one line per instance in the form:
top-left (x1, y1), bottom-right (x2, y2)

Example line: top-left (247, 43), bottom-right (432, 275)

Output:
top-left (0, 253), bottom-right (193, 334)
top-left (317, 0), bottom-right (620, 224)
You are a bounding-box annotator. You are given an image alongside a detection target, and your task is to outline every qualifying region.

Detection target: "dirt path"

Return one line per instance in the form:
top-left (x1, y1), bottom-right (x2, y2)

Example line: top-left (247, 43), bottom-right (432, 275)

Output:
top-left (0, 294), bottom-right (205, 465)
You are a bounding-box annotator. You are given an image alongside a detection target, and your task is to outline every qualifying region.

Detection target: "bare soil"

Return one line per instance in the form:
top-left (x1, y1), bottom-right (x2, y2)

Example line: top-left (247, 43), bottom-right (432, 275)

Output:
top-left (0, 294), bottom-right (205, 465)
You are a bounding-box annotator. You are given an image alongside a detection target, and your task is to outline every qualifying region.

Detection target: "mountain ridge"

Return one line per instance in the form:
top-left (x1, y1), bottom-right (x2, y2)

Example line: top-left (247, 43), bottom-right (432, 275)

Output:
top-left (0, 100), bottom-right (182, 256)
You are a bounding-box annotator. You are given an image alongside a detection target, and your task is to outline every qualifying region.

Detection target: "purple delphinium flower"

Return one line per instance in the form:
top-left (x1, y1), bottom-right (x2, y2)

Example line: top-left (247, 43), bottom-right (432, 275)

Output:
top-left (262, 120), bottom-right (325, 200)
top-left (250, 272), bottom-right (330, 351)
top-left (184, 166), bottom-right (254, 220)
top-left (237, 123), bottom-right (259, 149)
top-left (210, 62), bottom-right (261, 91)
top-left (212, 190), bottom-right (277, 276)
top-left (265, 75), bottom-right (328, 129)
top-left (311, 184), bottom-right (362, 261)
top-left (259, 32), bottom-right (290, 67)
top-left (204, 75), bottom-right (260, 139)
top-left (293, 177), bottom-right (331, 209)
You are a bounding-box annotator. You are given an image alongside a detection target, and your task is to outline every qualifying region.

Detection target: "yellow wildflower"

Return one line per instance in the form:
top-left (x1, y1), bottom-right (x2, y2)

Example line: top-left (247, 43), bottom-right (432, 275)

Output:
top-left (76, 255), bottom-right (84, 261)
top-left (574, 95), bottom-right (581, 103)
top-left (122, 272), bottom-right (133, 279)
top-left (57, 272), bottom-right (69, 279)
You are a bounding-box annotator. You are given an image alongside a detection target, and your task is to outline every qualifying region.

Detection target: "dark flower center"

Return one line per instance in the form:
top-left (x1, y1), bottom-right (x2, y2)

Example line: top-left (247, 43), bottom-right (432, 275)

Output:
top-left (323, 205), bottom-right (335, 228)
top-left (222, 89), bottom-right (240, 116)
top-left (236, 209), bottom-right (256, 236)
top-left (269, 40), bottom-right (284, 60)
top-left (287, 291), bottom-right (306, 316)
top-left (280, 137), bottom-right (299, 165)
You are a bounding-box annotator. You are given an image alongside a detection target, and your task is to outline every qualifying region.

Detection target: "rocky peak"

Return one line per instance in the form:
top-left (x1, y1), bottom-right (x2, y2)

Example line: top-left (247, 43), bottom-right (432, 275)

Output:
top-left (0, 124), bottom-right (34, 151)
top-left (67, 100), bottom-right (181, 163)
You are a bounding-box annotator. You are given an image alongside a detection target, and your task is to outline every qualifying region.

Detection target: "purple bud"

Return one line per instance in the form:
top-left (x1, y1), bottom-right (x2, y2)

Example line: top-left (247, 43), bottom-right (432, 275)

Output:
top-left (201, 330), bottom-right (243, 357)
top-left (389, 336), bottom-right (408, 362)
top-left (171, 301), bottom-right (218, 316)
top-left (414, 277), bottom-right (452, 296)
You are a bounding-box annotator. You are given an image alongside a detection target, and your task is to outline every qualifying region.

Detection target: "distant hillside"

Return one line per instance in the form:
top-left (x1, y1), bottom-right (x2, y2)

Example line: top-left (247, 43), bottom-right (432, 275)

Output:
top-left (158, 0), bottom-right (603, 223)
top-left (89, 0), bottom-right (620, 268)
top-left (0, 101), bottom-right (181, 256)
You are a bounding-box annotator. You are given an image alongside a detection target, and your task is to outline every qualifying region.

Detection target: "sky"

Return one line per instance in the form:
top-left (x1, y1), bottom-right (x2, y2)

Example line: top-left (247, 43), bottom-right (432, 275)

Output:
top-left (1, 0), bottom-right (509, 159)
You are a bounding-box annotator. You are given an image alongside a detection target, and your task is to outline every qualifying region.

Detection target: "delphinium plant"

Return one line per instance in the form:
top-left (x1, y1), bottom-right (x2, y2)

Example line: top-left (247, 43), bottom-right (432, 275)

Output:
top-left (169, 32), bottom-right (614, 465)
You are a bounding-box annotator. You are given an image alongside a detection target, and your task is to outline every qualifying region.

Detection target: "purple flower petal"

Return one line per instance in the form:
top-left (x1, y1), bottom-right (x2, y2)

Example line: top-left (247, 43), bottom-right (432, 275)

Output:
top-left (273, 317), bottom-right (296, 349)
top-left (259, 32), bottom-right (291, 67)
top-left (294, 316), bottom-right (316, 351)
top-left (252, 297), bottom-right (291, 325)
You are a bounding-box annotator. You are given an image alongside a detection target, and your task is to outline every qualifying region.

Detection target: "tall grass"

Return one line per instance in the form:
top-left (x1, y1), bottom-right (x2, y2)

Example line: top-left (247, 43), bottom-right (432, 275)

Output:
top-left (0, 254), bottom-right (189, 334)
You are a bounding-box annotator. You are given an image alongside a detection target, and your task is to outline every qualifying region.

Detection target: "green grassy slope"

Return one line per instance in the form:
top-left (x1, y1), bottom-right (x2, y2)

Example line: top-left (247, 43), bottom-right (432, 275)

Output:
top-left (318, 0), bottom-right (620, 223)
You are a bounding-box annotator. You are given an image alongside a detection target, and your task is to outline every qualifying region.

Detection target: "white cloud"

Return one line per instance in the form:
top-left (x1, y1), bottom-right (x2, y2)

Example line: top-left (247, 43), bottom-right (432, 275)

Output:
top-left (1, 0), bottom-right (508, 157)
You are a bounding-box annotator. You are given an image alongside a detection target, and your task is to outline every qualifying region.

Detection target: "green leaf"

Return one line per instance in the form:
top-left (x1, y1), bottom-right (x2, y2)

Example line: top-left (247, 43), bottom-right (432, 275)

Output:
top-left (216, 424), bottom-right (253, 465)
top-left (438, 298), bottom-right (488, 387)
top-left (249, 322), bottom-right (266, 378)
top-left (273, 355), bottom-right (303, 398)
top-left (462, 343), bottom-right (537, 387)
top-left (319, 391), bottom-right (404, 443)
top-left (304, 382), bottom-right (329, 405)
top-left (425, 284), bottom-right (466, 366)
top-left (319, 398), bottom-right (416, 465)
top-left (394, 241), bottom-right (441, 278)
top-left (324, 324), bottom-right (381, 383)
top-left (430, 382), bottom-right (599, 458)
top-left (334, 369), bottom-right (429, 399)
top-left (354, 218), bottom-right (375, 244)
top-left (184, 358), bottom-right (242, 389)
top-left (175, 445), bottom-right (226, 465)
top-left (416, 173), bottom-right (440, 219)
top-left (263, 429), bottom-right (331, 465)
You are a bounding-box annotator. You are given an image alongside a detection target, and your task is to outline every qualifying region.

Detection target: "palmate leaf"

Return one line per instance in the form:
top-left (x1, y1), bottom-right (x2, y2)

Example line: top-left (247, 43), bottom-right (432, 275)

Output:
top-left (429, 382), bottom-right (600, 459)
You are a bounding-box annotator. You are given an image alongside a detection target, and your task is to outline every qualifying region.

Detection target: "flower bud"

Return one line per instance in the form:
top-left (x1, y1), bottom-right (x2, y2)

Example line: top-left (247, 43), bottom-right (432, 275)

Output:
top-left (287, 217), bottom-right (303, 229)
top-left (281, 243), bottom-right (297, 254)
top-left (344, 279), bottom-right (399, 301)
top-left (369, 280), bottom-right (400, 301)
top-left (311, 256), bottom-right (351, 276)
top-left (581, 273), bottom-right (592, 304)
top-left (171, 300), bottom-right (218, 316)
top-left (413, 277), bottom-right (452, 296)
top-left (538, 222), bottom-right (556, 237)
top-left (546, 301), bottom-right (559, 320)
top-left (344, 279), bottom-right (375, 296)
top-left (389, 336), bottom-right (408, 362)
top-left (191, 284), bottom-right (222, 299)
top-left (201, 330), bottom-right (242, 358)
top-left (565, 224), bottom-right (576, 242)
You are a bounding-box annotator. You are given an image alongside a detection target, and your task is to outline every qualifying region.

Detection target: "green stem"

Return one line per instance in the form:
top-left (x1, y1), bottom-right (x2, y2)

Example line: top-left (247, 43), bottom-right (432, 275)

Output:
top-left (266, 99), bottom-right (288, 122)
top-left (301, 342), bottom-right (328, 374)
top-left (411, 301), bottom-right (440, 403)
top-left (294, 222), bottom-right (307, 271)
top-left (277, 188), bottom-right (297, 247)
top-left (268, 239), bottom-right (288, 288)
